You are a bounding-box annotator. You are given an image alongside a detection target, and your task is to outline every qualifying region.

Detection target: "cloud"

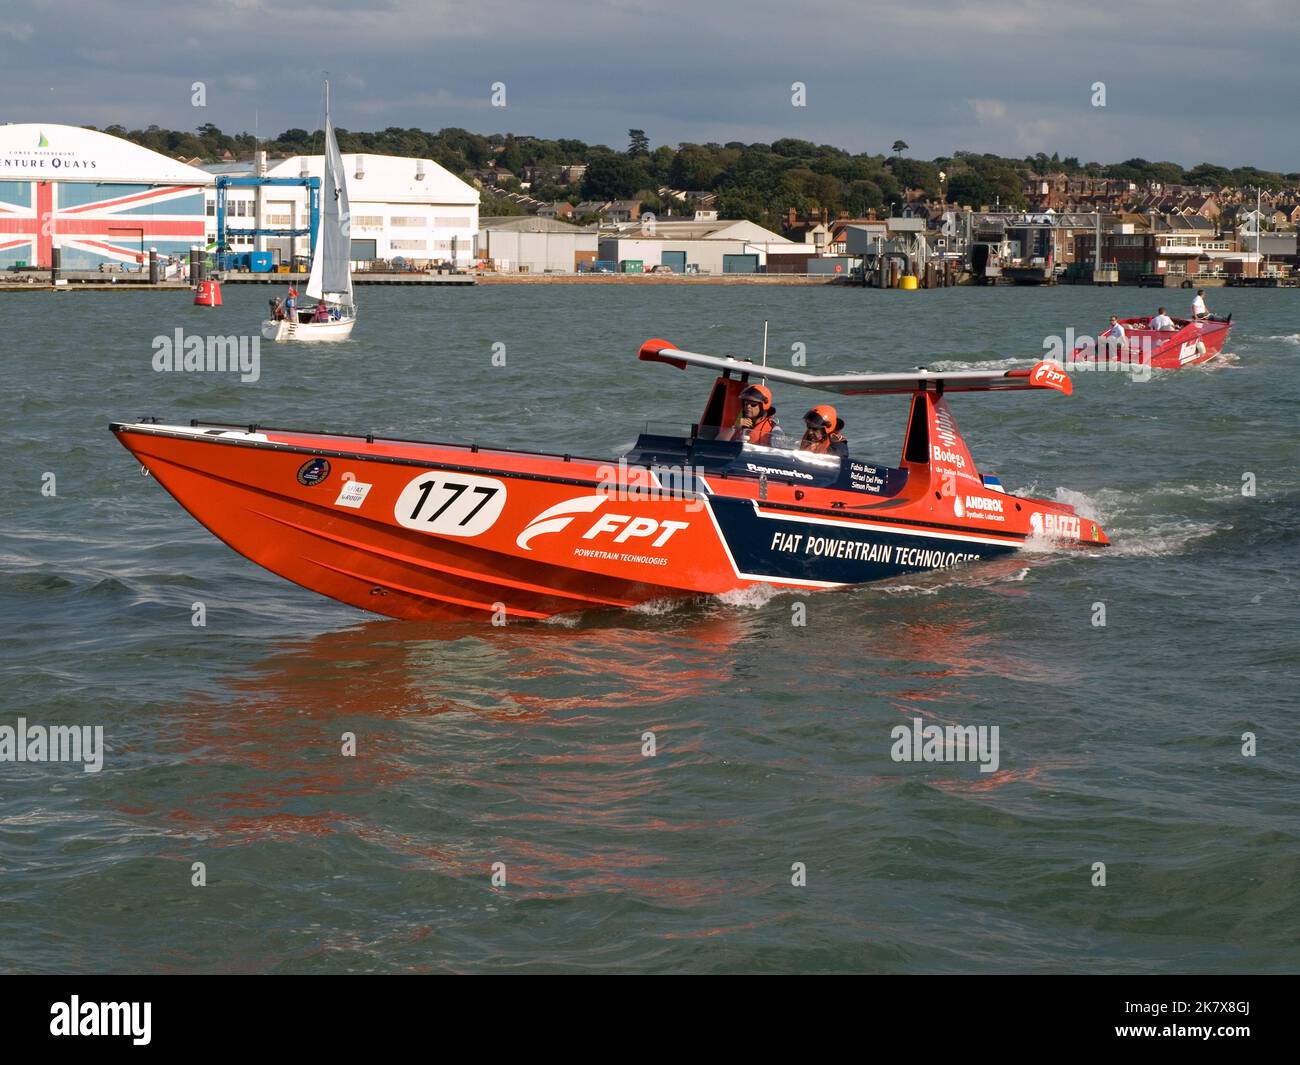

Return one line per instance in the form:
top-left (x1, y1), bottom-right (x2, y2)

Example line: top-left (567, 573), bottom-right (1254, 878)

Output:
top-left (967, 99), bottom-right (1009, 125)
top-left (1, 1), bottom-right (1297, 170)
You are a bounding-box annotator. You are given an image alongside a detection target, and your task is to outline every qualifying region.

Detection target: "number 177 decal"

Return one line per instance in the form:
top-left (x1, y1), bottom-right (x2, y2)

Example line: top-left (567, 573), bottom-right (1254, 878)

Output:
top-left (394, 472), bottom-right (507, 537)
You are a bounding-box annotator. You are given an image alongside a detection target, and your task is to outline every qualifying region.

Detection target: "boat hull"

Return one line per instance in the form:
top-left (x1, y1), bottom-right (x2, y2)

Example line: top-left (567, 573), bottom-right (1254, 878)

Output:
top-left (261, 316), bottom-right (356, 343)
top-left (111, 421), bottom-right (1106, 622)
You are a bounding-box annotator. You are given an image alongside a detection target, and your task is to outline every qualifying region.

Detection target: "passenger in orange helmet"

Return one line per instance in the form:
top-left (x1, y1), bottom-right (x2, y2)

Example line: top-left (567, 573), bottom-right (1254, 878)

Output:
top-left (728, 383), bottom-right (780, 446)
top-left (799, 405), bottom-right (848, 457)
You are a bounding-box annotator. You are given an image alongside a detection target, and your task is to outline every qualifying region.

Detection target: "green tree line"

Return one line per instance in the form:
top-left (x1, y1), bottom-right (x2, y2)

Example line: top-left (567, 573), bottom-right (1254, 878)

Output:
top-left (92, 123), bottom-right (1300, 225)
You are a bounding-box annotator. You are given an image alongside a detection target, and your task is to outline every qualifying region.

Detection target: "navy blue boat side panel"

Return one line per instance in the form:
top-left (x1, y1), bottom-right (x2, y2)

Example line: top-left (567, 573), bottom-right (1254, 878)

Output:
top-left (623, 433), bottom-right (908, 496)
top-left (707, 496), bottom-right (1019, 584)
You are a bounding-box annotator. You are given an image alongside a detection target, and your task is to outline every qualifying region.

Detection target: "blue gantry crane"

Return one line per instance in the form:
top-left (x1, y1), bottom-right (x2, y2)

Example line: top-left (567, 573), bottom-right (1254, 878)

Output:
top-left (214, 175), bottom-right (321, 272)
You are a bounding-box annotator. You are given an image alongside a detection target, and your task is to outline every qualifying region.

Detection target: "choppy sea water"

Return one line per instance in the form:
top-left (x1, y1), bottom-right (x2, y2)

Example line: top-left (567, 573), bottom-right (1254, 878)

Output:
top-left (1, 282), bottom-right (1297, 973)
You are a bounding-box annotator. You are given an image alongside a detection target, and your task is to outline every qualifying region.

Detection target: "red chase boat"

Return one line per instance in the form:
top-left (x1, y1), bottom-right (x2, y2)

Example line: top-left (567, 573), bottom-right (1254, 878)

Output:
top-left (1072, 314), bottom-right (1233, 369)
top-left (111, 342), bottom-right (1108, 622)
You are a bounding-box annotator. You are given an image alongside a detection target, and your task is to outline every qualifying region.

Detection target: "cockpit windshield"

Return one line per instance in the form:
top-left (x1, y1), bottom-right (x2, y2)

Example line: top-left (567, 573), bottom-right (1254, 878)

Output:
top-left (641, 421), bottom-right (834, 460)
top-left (739, 437), bottom-right (841, 470)
top-left (627, 423), bottom-right (906, 499)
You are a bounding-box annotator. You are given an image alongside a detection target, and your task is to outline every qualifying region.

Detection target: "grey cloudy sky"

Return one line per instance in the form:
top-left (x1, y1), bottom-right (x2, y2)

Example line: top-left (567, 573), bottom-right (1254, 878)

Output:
top-left (2, 0), bottom-right (1294, 169)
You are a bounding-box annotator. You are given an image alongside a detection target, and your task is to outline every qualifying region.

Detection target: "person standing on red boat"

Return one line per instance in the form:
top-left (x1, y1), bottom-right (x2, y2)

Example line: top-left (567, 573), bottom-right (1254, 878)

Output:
top-left (1101, 315), bottom-right (1126, 358)
top-left (799, 405), bottom-right (848, 457)
top-left (1192, 289), bottom-right (1209, 319)
top-left (727, 384), bottom-right (780, 446)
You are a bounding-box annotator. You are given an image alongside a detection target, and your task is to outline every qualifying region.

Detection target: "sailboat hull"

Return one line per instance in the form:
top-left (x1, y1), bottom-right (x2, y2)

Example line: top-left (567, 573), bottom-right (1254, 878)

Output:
top-left (261, 317), bottom-right (356, 343)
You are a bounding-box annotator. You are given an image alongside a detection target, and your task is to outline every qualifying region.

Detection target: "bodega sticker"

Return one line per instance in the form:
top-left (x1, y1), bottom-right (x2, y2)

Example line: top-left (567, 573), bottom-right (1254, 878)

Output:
top-left (297, 458), bottom-right (331, 486)
top-left (334, 479), bottom-right (372, 509)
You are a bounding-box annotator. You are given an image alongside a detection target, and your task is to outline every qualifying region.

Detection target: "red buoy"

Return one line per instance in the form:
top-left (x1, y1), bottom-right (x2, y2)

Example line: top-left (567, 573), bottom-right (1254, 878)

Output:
top-left (194, 280), bottom-right (222, 307)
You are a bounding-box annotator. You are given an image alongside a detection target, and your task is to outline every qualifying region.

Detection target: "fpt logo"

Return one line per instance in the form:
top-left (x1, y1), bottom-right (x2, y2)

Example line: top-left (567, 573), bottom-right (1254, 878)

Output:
top-left (516, 495), bottom-right (690, 551)
top-left (1029, 360), bottom-right (1072, 395)
top-left (516, 495), bottom-right (605, 549)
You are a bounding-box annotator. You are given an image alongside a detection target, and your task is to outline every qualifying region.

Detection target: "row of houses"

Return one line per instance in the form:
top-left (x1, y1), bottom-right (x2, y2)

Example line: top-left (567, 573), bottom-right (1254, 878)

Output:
top-left (1023, 172), bottom-right (1300, 226)
top-left (773, 201), bottom-right (1300, 283)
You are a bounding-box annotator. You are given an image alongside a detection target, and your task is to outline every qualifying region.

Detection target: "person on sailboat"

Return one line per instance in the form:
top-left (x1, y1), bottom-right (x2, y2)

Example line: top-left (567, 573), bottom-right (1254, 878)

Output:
top-left (269, 297), bottom-right (285, 322)
top-left (286, 286), bottom-right (299, 322)
top-left (312, 301), bottom-right (330, 323)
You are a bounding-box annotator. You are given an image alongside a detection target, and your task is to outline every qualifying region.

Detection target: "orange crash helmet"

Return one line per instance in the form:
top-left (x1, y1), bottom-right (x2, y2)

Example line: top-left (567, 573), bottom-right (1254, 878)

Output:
top-left (803, 404), bottom-right (840, 431)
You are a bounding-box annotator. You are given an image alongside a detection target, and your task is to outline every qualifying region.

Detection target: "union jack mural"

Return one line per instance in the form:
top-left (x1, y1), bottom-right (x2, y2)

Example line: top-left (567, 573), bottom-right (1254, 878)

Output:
top-left (0, 180), bottom-right (206, 270)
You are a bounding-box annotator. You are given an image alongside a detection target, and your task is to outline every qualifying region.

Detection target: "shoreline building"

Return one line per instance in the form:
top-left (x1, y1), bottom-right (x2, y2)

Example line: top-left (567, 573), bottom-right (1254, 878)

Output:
top-left (1074, 214), bottom-right (1240, 283)
top-left (597, 218), bottom-right (794, 273)
top-left (0, 122), bottom-right (480, 272)
top-left (476, 216), bottom-right (598, 272)
top-left (206, 151), bottom-right (479, 269)
top-left (0, 123), bottom-right (208, 270)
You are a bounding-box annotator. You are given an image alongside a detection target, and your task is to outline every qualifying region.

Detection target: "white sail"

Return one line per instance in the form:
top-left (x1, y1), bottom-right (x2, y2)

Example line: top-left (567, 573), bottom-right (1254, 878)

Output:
top-left (305, 80), bottom-right (353, 307)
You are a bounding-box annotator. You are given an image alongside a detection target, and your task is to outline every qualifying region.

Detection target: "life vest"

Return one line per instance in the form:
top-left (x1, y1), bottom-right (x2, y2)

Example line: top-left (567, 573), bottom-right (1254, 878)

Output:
top-left (744, 412), bottom-right (778, 446)
top-left (800, 430), bottom-right (847, 455)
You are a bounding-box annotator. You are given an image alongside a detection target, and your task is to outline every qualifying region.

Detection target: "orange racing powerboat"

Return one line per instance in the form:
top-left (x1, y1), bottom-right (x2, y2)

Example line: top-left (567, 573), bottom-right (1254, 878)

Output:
top-left (111, 341), bottom-right (1107, 621)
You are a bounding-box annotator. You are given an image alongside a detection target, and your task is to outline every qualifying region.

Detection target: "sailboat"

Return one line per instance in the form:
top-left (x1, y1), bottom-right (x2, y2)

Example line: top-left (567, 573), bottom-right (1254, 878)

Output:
top-left (262, 80), bottom-right (356, 342)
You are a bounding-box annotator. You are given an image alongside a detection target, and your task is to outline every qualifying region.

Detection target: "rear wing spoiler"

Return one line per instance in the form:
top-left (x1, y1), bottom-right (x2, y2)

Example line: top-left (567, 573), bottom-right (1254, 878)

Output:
top-left (637, 340), bottom-right (1071, 396)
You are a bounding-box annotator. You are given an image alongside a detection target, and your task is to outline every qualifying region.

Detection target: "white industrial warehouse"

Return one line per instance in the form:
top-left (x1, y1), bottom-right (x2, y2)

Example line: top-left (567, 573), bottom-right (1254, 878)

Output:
top-left (208, 152), bottom-right (480, 269)
top-left (475, 216), bottom-right (599, 272)
top-left (597, 219), bottom-right (795, 273)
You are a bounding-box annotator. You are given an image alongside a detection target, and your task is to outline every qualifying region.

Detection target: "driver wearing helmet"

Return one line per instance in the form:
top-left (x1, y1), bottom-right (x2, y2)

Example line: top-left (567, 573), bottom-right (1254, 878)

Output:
top-left (799, 405), bottom-right (848, 457)
top-left (728, 383), bottom-right (780, 446)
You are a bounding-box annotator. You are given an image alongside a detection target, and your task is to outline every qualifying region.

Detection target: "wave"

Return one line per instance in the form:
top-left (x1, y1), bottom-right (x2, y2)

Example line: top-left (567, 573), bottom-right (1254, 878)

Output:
top-left (713, 584), bottom-right (782, 610)
top-left (1006, 482), bottom-right (1237, 559)
top-left (925, 355), bottom-right (1032, 372)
